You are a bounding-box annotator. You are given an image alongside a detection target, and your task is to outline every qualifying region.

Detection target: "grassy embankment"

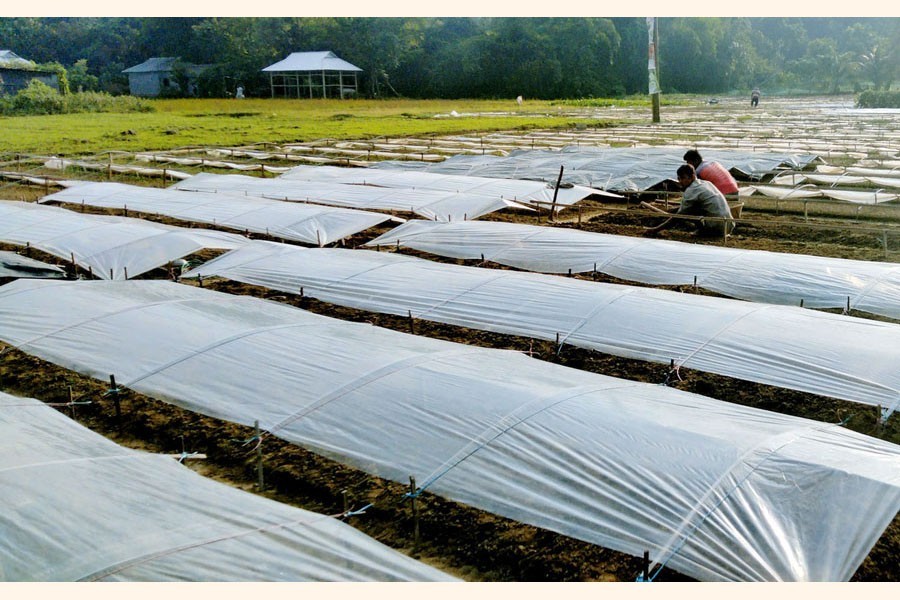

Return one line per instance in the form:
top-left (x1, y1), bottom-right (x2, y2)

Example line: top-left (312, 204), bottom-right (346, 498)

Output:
top-left (0, 97), bottom-right (643, 157)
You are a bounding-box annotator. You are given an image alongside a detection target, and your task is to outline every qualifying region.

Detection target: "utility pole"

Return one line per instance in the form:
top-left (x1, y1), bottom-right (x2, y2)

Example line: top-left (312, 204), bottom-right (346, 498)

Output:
top-left (648, 17), bottom-right (661, 123)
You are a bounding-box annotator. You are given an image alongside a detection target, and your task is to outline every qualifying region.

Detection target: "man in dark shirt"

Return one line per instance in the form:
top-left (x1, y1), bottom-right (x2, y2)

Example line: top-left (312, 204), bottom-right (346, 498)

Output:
top-left (645, 164), bottom-right (735, 238)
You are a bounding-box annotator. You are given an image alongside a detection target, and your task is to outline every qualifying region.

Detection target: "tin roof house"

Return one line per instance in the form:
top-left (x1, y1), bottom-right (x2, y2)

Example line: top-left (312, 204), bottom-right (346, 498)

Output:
top-left (0, 50), bottom-right (60, 95)
top-left (122, 57), bottom-right (209, 97)
top-left (262, 51), bottom-right (362, 99)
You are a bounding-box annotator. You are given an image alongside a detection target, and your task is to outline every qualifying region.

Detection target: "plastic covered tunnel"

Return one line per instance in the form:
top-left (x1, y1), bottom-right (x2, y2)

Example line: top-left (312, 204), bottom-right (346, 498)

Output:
top-left (0, 280), bottom-right (897, 582)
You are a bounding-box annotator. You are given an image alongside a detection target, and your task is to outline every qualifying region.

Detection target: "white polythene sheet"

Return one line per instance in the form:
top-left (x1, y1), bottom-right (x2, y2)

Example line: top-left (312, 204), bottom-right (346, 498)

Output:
top-left (172, 172), bottom-right (530, 221)
top-left (821, 189), bottom-right (899, 204)
top-left (866, 177), bottom-right (900, 190)
top-left (777, 173), bottom-right (900, 194)
top-left (0, 200), bottom-right (246, 279)
top-left (185, 242), bottom-right (900, 416)
top-left (278, 164), bottom-right (622, 207)
top-left (365, 220), bottom-right (900, 320)
top-left (39, 181), bottom-right (394, 246)
top-left (367, 147), bottom-right (821, 191)
top-left (846, 167), bottom-right (900, 177)
top-left (0, 250), bottom-right (66, 279)
top-left (802, 173), bottom-right (868, 186)
top-left (745, 184), bottom-right (823, 199)
top-left (0, 391), bottom-right (456, 581)
top-left (0, 279), bottom-right (898, 582)
top-left (43, 157), bottom-right (192, 180)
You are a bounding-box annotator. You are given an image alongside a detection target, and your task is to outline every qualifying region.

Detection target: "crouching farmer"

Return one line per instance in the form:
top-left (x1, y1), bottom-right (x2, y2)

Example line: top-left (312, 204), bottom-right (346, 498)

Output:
top-left (645, 164), bottom-right (735, 238)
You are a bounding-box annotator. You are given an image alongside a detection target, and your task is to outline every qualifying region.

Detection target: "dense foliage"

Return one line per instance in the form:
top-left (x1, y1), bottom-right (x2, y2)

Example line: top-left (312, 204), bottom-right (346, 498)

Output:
top-left (0, 17), bottom-right (897, 99)
top-left (856, 90), bottom-right (900, 108)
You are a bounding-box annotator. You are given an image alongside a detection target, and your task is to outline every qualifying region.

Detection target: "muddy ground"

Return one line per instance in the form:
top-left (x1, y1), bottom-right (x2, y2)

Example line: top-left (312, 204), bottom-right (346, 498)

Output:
top-left (1, 173), bottom-right (900, 581)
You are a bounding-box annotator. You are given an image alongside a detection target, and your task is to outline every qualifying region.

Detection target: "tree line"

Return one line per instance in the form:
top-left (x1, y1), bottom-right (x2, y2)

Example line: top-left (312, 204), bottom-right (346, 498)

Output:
top-left (1, 17), bottom-right (897, 99)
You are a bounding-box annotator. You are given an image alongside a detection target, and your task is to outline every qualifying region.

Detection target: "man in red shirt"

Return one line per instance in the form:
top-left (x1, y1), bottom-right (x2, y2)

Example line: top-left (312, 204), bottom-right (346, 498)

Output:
top-left (683, 150), bottom-right (739, 201)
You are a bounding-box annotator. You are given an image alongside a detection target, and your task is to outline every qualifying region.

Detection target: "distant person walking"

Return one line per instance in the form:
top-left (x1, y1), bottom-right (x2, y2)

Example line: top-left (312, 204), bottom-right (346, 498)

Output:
top-left (645, 164), bottom-right (735, 238)
top-left (683, 149), bottom-right (739, 201)
top-left (751, 87), bottom-right (760, 107)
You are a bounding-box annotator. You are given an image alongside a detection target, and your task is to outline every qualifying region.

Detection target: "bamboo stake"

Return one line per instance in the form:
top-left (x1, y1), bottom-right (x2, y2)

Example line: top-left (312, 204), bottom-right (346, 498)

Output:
top-left (549, 165), bottom-right (564, 222)
top-left (255, 420), bottom-right (265, 491)
top-left (109, 374), bottom-right (121, 430)
top-left (68, 386), bottom-right (76, 419)
top-left (409, 476), bottom-right (420, 552)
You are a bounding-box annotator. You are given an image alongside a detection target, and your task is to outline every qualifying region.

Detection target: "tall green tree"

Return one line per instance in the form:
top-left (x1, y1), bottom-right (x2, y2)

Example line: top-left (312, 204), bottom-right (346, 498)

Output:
top-left (1, 16), bottom-right (897, 98)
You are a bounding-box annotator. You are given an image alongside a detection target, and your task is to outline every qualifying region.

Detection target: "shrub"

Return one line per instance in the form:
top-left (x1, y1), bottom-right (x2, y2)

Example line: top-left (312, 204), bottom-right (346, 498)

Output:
top-left (0, 81), bottom-right (154, 115)
top-left (857, 90), bottom-right (900, 108)
top-left (7, 80), bottom-right (65, 114)
top-left (64, 91), bottom-right (154, 113)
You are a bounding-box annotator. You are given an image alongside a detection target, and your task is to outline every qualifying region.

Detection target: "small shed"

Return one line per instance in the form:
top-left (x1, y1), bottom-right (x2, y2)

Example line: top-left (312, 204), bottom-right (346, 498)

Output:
top-left (262, 51), bottom-right (362, 99)
top-left (122, 57), bottom-right (207, 97)
top-left (0, 50), bottom-right (60, 95)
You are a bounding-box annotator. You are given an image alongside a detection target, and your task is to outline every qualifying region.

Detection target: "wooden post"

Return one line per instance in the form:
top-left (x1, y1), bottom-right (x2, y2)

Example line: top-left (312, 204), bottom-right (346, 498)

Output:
top-left (650, 17), bottom-right (661, 123)
top-left (123, 266), bottom-right (128, 280)
top-left (255, 420), bottom-right (265, 491)
top-left (342, 490), bottom-right (350, 516)
top-left (549, 165), bottom-right (564, 221)
top-left (109, 374), bottom-right (121, 429)
top-left (408, 310), bottom-right (416, 334)
top-left (68, 385), bottom-right (76, 419)
top-left (642, 550), bottom-right (651, 581)
top-left (409, 476), bottom-right (420, 552)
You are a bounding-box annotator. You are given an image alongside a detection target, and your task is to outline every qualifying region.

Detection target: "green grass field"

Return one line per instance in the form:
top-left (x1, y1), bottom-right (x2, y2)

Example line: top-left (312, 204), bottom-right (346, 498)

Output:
top-left (0, 97), bottom-right (640, 157)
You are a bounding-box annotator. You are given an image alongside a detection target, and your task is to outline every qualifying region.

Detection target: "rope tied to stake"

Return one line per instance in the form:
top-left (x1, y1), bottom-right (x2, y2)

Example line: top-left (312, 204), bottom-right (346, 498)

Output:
top-left (342, 503), bottom-right (373, 518)
top-left (177, 451), bottom-right (202, 464)
top-left (662, 359), bottom-right (683, 386)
